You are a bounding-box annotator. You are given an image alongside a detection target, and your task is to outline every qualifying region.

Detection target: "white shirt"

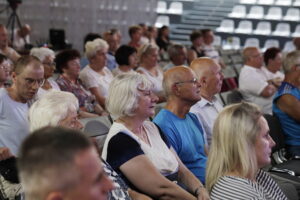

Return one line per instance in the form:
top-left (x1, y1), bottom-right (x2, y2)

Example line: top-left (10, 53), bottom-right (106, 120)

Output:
top-left (79, 65), bottom-right (114, 98)
top-left (190, 96), bottom-right (223, 147)
top-left (137, 67), bottom-right (163, 94)
top-left (0, 88), bottom-right (29, 156)
top-left (261, 66), bottom-right (285, 81)
top-left (239, 65), bottom-right (273, 114)
top-left (202, 44), bottom-right (220, 64)
top-left (13, 30), bottom-right (30, 51)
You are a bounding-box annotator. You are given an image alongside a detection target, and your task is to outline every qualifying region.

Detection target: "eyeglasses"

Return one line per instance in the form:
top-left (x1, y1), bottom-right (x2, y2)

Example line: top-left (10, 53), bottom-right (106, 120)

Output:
top-left (24, 78), bottom-right (45, 87)
top-left (175, 78), bottom-right (198, 85)
top-left (0, 65), bottom-right (9, 70)
top-left (42, 62), bottom-right (56, 67)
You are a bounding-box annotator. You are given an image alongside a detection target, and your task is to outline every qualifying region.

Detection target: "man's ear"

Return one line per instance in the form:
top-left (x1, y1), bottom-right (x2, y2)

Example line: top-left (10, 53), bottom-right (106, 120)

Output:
top-left (172, 83), bottom-right (180, 95)
top-left (45, 191), bottom-right (63, 200)
top-left (199, 77), bottom-right (207, 87)
top-left (11, 72), bottom-right (17, 83)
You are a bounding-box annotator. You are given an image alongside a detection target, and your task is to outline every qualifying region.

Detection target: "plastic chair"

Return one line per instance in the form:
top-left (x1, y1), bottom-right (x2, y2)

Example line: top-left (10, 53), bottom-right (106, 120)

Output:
top-left (216, 19), bottom-right (234, 33)
top-left (272, 23), bottom-right (290, 36)
top-left (275, 0), bottom-right (292, 6)
top-left (244, 38), bottom-right (260, 48)
top-left (293, 0), bottom-right (300, 6)
top-left (265, 7), bottom-right (282, 20)
top-left (228, 5), bottom-right (246, 18)
top-left (292, 25), bottom-right (300, 37)
top-left (155, 15), bottom-right (169, 28)
top-left (240, 0), bottom-right (257, 4)
top-left (168, 2), bottom-right (183, 15)
top-left (257, 0), bottom-right (274, 5)
top-left (283, 8), bottom-right (300, 21)
top-left (223, 36), bottom-right (241, 50)
top-left (283, 41), bottom-right (295, 53)
top-left (156, 1), bottom-right (167, 13)
top-left (247, 6), bottom-right (264, 19)
top-left (262, 39), bottom-right (280, 52)
top-left (253, 21), bottom-right (271, 35)
top-left (235, 20), bottom-right (253, 34)
top-left (213, 35), bottom-right (222, 47)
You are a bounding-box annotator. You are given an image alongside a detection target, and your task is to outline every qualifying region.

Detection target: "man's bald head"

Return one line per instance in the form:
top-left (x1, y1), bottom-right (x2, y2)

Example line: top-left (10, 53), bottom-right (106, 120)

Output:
top-left (243, 47), bottom-right (263, 68)
top-left (190, 57), bottom-right (219, 78)
top-left (163, 66), bottom-right (192, 97)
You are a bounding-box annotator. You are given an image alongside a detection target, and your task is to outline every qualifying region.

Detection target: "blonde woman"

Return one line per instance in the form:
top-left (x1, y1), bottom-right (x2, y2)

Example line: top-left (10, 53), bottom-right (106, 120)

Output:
top-left (206, 102), bottom-right (287, 199)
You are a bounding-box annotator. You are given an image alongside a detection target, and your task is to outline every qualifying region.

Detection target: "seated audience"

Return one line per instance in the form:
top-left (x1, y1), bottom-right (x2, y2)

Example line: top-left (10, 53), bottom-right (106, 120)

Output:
top-left (154, 66), bottom-right (207, 184)
top-left (103, 30), bottom-right (119, 71)
top-left (273, 50), bottom-right (300, 157)
top-left (239, 47), bottom-right (276, 114)
top-left (187, 30), bottom-right (205, 64)
top-left (163, 44), bottom-right (187, 71)
top-left (79, 38), bottom-right (114, 109)
top-left (30, 47), bottom-right (60, 99)
top-left (190, 57), bottom-right (224, 147)
top-left (113, 45), bottom-right (137, 76)
top-left (0, 25), bottom-right (20, 63)
top-left (128, 25), bottom-right (142, 50)
top-left (139, 23), bottom-right (149, 45)
top-left (0, 55), bottom-right (44, 156)
top-left (137, 43), bottom-right (165, 102)
top-left (55, 49), bottom-right (106, 118)
top-left (0, 54), bottom-right (10, 88)
top-left (18, 127), bottom-right (114, 200)
top-left (80, 33), bottom-right (102, 68)
top-left (147, 26), bottom-right (158, 47)
top-left (206, 102), bottom-right (287, 199)
top-left (156, 25), bottom-right (171, 52)
top-left (201, 29), bottom-right (225, 68)
top-left (262, 47), bottom-right (284, 87)
top-left (102, 73), bottom-right (209, 200)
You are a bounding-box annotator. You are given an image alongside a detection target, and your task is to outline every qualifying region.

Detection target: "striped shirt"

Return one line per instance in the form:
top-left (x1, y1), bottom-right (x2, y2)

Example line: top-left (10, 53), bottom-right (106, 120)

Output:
top-left (211, 170), bottom-right (287, 200)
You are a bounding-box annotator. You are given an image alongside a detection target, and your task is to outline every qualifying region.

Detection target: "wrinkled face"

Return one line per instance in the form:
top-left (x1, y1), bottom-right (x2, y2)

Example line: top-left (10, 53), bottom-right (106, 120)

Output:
top-left (203, 31), bottom-right (214, 45)
top-left (205, 63), bottom-right (224, 95)
top-left (249, 49), bottom-right (263, 68)
top-left (0, 60), bottom-right (10, 83)
top-left (62, 148), bottom-right (114, 200)
top-left (92, 49), bottom-right (107, 68)
top-left (135, 88), bottom-right (158, 118)
top-left (172, 48), bottom-right (187, 65)
top-left (13, 63), bottom-right (44, 103)
top-left (143, 49), bottom-right (159, 67)
top-left (132, 29), bottom-right (142, 42)
top-left (128, 52), bottom-right (138, 68)
top-left (42, 56), bottom-right (55, 79)
top-left (0, 27), bottom-right (8, 48)
top-left (255, 116), bottom-right (276, 168)
top-left (64, 58), bottom-right (81, 79)
top-left (58, 109), bottom-right (83, 130)
top-left (269, 52), bottom-right (282, 71)
top-left (175, 70), bottom-right (201, 104)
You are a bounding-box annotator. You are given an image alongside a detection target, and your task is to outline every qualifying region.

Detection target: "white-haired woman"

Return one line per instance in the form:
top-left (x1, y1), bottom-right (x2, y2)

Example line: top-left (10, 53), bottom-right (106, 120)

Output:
top-left (30, 47), bottom-right (60, 98)
top-left (137, 43), bottom-right (165, 102)
top-left (79, 38), bottom-right (114, 108)
top-left (102, 73), bottom-right (209, 200)
top-left (206, 102), bottom-right (287, 199)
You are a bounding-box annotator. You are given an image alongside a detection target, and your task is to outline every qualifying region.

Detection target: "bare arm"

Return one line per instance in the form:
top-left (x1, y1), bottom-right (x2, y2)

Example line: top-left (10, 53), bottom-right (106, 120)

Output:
top-left (277, 94), bottom-right (300, 123)
top-left (120, 155), bottom-right (197, 200)
top-left (0, 147), bottom-right (13, 161)
top-left (187, 49), bottom-right (197, 65)
top-left (260, 84), bottom-right (276, 97)
top-left (172, 149), bottom-right (209, 200)
top-left (89, 87), bottom-right (106, 109)
top-left (128, 189), bottom-right (153, 200)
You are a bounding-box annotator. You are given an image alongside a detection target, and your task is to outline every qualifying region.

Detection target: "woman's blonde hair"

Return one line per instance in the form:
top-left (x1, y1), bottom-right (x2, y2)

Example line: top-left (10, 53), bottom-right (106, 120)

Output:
top-left (206, 102), bottom-right (262, 192)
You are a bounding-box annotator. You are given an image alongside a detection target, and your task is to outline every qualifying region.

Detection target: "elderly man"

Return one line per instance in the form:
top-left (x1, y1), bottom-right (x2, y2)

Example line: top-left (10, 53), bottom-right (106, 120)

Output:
top-left (0, 25), bottom-right (20, 63)
top-left (239, 47), bottom-right (276, 114)
top-left (190, 57), bottom-right (224, 147)
top-left (0, 55), bottom-right (44, 157)
top-left (273, 50), bottom-right (300, 157)
top-left (154, 66), bottom-right (207, 184)
top-left (18, 127), bottom-right (114, 200)
top-left (103, 30), bottom-right (119, 71)
top-left (163, 44), bottom-right (187, 71)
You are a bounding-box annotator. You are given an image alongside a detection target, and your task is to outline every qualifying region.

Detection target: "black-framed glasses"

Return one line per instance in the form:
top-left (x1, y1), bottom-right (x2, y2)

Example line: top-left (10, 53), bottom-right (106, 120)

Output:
top-left (174, 78), bottom-right (198, 85)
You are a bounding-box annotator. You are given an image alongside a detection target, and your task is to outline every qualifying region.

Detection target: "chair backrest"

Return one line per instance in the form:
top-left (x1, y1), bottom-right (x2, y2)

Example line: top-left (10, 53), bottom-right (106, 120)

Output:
top-left (283, 8), bottom-right (300, 21)
top-left (217, 19), bottom-right (234, 33)
top-left (258, 0), bottom-right (274, 4)
top-left (229, 5), bottom-right (246, 18)
top-left (156, 1), bottom-right (167, 13)
top-left (283, 41), bottom-right (295, 53)
top-left (275, 0), bottom-right (292, 6)
top-left (264, 39), bottom-right (280, 50)
top-left (265, 7), bottom-right (282, 20)
top-left (244, 38), bottom-right (260, 48)
top-left (168, 2), bottom-right (183, 14)
top-left (240, 0), bottom-right (257, 4)
top-left (226, 89), bottom-right (244, 105)
top-left (254, 21), bottom-right (271, 35)
top-left (155, 15), bottom-right (170, 28)
top-left (273, 23), bottom-right (290, 36)
top-left (236, 20), bottom-right (252, 33)
top-left (247, 6), bottom-right (264, 19)
top-left (292, 25), bottom-right (300, 37)
top-left (213, 35), bottom-right (222, 47)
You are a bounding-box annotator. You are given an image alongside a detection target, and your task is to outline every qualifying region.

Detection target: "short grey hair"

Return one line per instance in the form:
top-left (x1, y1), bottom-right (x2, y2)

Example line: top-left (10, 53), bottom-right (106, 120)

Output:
top-left (29, 91), bottom-right (79, 132)
top-left (106, 72), bottom-right (153, 119)
top-left (283, 50), bottom-right (300, 73)
top-left (168, 44), bottom-right (186, 60)
top-left (30, 47), bottom-right (55, 62)
top-left (85, 38), bottom-right (109, 60)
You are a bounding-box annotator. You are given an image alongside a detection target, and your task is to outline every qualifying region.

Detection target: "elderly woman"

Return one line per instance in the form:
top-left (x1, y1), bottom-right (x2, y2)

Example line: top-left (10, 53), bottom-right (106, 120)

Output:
top-left (113, 45), bottom-right (137, 76)
top-left (29, 90), bottom-right (150, 200)
top-left (0, 54), bottom-right (10, 88)
top-left (30, 47), bottom-right (60, 98)
top-left (206, 102), bottom-right (287, 199)
top-left (137, 43), bottom-right (165, 102)
top-left (55, 49), bottom-right (106, 118)
top-left (79, 38), bottom-right (114, 108)
top-left (102, 73), bottom-right (209, 200)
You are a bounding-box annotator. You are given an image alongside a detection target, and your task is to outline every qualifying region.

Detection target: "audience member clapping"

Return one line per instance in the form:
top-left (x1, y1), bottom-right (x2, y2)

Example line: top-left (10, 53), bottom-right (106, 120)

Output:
top-left (102, 73), bottom-right (209, 200)
top-left (206, 102), bottom-right (287, 199)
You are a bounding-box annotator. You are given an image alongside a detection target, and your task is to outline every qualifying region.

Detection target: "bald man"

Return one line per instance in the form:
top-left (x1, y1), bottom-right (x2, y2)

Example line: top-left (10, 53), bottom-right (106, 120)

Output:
top-left (239, 47), bottom-right (276, 114)
top-left (189, 58), bottom-right (224, 147)
top-left (153, 66), bottom-right (208, 185)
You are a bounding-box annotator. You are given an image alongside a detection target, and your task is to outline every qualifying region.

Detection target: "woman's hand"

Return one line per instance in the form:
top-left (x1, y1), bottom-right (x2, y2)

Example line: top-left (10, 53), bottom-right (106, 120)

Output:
top-left (196, 187), bottom-right (210, 200)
